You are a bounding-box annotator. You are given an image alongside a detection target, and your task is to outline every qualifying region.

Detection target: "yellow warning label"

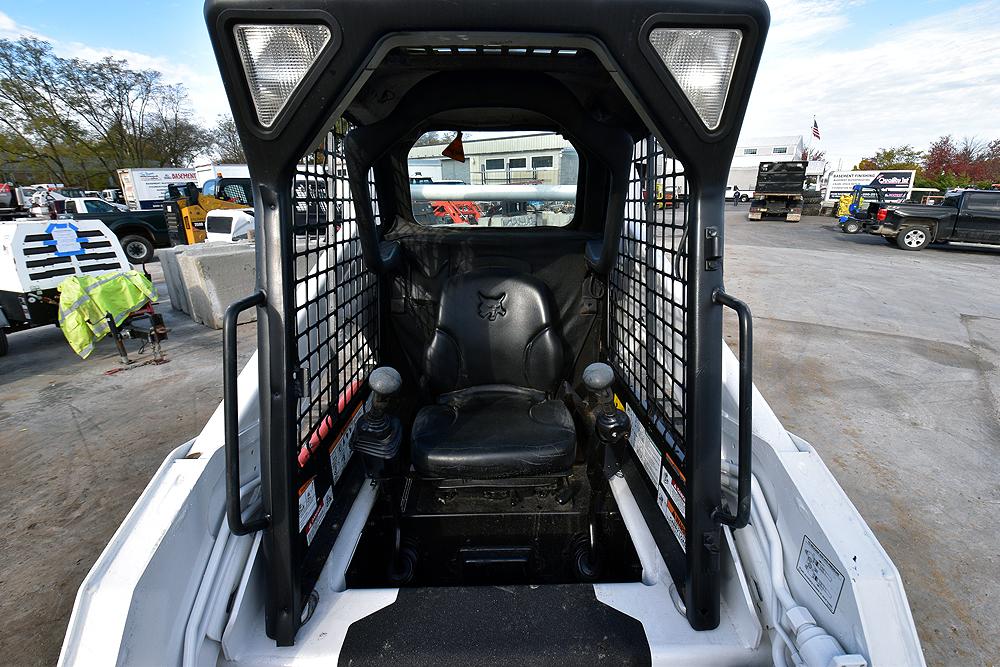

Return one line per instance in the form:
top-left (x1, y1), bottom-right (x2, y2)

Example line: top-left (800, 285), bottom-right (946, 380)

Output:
top-left (613, 394), bottom-right (624, 411)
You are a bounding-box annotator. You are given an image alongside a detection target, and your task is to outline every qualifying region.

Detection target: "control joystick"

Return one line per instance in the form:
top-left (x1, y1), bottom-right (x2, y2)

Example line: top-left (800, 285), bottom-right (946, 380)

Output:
top-left (583, 363), bottom-right (630, 445)
top-left (352, 367), bottom-right (403, 469)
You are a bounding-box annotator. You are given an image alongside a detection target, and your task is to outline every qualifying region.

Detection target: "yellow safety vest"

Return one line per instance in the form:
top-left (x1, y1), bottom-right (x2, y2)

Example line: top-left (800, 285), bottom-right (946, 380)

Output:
top-left (57, 271), bottom-right (158, 358)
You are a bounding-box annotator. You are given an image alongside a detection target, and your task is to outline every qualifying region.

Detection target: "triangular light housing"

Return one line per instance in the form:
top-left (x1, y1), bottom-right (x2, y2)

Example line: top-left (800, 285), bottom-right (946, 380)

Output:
top-left (234, 24), bottom-right (331, 128)
top-left (648, 28), bottom-right (742, 131)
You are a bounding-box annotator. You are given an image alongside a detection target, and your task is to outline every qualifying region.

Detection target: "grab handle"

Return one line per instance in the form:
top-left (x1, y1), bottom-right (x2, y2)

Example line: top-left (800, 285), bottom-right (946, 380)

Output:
top-left (224, 291), bottom-right (268, 536)
top-left (712, 288), bottom-right (752, 529)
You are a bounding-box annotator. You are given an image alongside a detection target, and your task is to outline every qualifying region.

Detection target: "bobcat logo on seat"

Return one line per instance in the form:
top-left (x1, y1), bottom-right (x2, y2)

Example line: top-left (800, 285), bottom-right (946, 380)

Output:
top-left (478, 292), bottom-right (507, 321)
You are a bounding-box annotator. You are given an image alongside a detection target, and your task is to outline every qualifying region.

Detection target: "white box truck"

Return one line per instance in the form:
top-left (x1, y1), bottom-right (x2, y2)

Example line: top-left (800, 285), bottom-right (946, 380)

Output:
top-left (195, 163), bottom-right (250, 187)
top-left (117, 168), bottom-right (199, 211)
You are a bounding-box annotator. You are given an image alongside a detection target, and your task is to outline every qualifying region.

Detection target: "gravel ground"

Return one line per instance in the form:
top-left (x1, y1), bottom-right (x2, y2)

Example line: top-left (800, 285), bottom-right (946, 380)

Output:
top-left (1, 212), bottom-right (997, 665)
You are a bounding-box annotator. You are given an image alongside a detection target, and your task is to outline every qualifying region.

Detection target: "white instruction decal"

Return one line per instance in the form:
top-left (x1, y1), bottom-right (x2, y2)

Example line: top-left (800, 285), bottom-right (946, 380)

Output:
top-left (329, 403), bottom-right (366, 487)
top-left (660, 466), bottom-right (686, 519)
top-left (657, 486), bottom-right (687, 552)
top-left (305, 487), bottom-right (334, 545)
top-left (796, 535), bottom-right (845, 613)
top-left (625, 404), bottom-right (662, 485)
top-left (297, 478), bottom-right (318, 533)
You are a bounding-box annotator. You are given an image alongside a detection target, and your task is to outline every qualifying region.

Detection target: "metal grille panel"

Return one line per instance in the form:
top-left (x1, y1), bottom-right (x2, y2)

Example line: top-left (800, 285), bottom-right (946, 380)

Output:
top-left (608, 135), bottom-right (689, 492)
top-left (291, 122), bottom-right (380, 453)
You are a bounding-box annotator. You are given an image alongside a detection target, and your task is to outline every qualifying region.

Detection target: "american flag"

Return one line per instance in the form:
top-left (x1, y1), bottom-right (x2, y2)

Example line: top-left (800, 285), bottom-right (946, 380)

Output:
top-left (812, 118), bottom-right (821, 140)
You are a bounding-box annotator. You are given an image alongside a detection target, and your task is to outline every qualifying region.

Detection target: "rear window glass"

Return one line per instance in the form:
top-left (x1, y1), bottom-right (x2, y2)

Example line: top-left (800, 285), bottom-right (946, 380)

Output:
top-left (408, 131), bottom-right (578, 227)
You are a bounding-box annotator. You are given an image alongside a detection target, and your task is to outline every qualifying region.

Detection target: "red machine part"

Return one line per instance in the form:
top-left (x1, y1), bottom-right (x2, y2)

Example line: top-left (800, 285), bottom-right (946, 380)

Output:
top-left (431, 200), bottom-right (481, 224)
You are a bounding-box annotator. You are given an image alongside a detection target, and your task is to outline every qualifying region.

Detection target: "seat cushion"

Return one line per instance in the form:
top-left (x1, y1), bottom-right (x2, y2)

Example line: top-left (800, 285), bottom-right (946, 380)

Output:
top-left (411, 385), bottom-right (576, 479)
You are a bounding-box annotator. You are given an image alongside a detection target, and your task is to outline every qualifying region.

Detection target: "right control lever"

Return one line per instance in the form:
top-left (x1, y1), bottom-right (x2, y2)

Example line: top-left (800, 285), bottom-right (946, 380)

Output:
top-left (583, 363), bottom-right (630, 448)
top-left (575, 363), bottom-right (631, 580)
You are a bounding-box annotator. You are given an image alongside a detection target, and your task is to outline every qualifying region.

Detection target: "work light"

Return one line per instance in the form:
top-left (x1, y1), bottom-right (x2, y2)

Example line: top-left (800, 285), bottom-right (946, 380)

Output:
top-left (647, 28), bottom-right (741, 130)
top-left (234, 24), bottom-right (331, 127)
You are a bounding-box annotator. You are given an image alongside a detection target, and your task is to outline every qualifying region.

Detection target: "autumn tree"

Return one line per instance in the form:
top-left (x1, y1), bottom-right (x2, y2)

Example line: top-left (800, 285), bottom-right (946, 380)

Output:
top-left (921, 135), bottom-right (1000, 189)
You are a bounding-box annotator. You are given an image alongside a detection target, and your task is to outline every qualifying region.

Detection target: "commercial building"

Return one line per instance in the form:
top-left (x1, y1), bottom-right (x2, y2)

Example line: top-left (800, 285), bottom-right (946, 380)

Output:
top-left (408, 133), bottom-right (578, 185)
top-left (728, 135), bottom-right (825, 191)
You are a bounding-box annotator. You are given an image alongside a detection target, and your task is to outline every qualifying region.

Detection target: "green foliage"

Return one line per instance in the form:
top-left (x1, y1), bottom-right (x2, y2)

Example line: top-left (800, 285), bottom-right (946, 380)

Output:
top-left (0, 37), bottom-right (221, 189)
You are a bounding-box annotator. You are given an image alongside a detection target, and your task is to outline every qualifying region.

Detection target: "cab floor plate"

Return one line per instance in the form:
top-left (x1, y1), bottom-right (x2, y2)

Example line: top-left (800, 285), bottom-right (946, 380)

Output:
top-left (339, 583), bottom-right (650, 666)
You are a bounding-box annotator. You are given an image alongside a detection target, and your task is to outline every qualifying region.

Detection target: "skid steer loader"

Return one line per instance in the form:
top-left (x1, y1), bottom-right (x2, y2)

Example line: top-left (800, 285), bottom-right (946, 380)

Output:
top-left (60, 1), bottom-right (924, 665)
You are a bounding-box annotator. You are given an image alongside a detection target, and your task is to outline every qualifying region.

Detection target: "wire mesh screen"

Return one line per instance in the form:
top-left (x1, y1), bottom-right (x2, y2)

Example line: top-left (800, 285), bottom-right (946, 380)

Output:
top-left (291, 121), bottom-right (380, 454)
top-left (608, 136), bottom-right (689, 546)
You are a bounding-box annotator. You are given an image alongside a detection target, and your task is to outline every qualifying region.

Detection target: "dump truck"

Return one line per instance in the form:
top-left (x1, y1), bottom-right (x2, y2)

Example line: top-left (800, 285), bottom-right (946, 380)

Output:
top-left (748, 160), bottom-right (807, 222)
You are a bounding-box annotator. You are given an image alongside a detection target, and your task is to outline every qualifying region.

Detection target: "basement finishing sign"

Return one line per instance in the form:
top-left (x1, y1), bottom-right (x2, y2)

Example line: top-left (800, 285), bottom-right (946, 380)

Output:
top-left (824, 170), bottom-right (916, 203)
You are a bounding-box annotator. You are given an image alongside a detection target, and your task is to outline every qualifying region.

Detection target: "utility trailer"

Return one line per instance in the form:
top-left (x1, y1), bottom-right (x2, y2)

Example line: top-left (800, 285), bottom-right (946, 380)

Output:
top-left (748, 161), bottom-right (807, 222)
top-left (0, 217), bottom-right (132, 355)
top-left (60, 2), bottom-right (924, 665)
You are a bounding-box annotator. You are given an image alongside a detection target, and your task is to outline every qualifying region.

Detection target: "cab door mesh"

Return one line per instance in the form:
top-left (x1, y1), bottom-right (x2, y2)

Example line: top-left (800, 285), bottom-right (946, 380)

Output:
top-left (292, 123), bottom-right (380, 456)
top-left (268, 120), bottom-right (381, 628)
top-left (608, 135), bottom-right (690, 574)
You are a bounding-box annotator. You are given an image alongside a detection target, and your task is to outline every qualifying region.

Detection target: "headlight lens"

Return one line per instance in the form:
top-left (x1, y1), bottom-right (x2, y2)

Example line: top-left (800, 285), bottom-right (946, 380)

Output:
top-left (234, 24), bottom-right (331, 127)
top-left (648, 28), bottom-right (742, 130)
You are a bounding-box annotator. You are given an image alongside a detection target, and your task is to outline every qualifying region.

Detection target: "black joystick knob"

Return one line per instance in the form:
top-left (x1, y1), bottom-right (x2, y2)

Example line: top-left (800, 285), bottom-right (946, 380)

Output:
top-left (352, 366), bottom-right (403, 462)
top-left (583, 362), bottom-right (630, 445)
top-left (583, 363), bottom-right (614, 393)
top-left (584, 362), bottom-right (615, 412)
top-left (370, 366), bottom-right (402, 396)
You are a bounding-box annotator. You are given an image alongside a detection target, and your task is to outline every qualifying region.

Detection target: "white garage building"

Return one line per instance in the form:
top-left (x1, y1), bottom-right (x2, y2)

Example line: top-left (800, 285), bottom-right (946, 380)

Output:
top-left (408, 133), bottom-right (578, 186)
top-left (728, 135), bottom-right (825, 191)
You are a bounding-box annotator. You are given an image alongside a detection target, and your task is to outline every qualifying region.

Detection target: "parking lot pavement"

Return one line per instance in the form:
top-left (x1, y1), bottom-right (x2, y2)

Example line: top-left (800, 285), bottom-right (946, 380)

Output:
top-left (0, 255), bottom-right (256, 666)
top-left (724, 211), bottom-right (1000, 666)
top-left (2, 217), bottom-right (997, 664)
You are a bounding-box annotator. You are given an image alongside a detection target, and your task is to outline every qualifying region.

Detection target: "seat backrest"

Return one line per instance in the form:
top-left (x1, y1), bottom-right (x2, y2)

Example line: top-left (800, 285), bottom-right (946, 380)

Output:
top-left (425, 269), bottom-right (566, 394)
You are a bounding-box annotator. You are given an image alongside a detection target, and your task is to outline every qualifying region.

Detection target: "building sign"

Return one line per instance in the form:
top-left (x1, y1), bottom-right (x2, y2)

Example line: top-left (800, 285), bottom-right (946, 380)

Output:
top-left (824, 170), bottom-right (916, 203)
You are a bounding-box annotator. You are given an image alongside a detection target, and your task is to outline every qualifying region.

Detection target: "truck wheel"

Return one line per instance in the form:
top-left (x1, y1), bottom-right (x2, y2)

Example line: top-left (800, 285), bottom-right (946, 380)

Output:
top-left (121, 234), bottom-right (155, 263)
top-left (842, 220), bottom-right (862, 234)
top-left (0, 329), bottom-right (8, 357)
top-left (897, 227), bottom-right (930, 251)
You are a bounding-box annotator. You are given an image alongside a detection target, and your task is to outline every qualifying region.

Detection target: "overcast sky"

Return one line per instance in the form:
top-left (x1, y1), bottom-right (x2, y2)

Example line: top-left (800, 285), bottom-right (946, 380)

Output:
top-left (2, 0), bottom-right (998, 170)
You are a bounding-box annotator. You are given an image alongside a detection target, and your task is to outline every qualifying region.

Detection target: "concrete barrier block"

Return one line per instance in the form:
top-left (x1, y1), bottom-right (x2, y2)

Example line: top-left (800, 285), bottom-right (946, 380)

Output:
top-left (158, 246), bottom-right (191, 314)
top-left (176, 242), bottom-right (257, 329)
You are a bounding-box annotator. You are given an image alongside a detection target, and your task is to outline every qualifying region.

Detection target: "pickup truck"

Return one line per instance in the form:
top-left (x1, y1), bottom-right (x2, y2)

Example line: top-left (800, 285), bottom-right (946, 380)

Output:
top-left (63, 197), bottom-right (169, 262)
top-left (865, 189), bottom-right (1000, 250)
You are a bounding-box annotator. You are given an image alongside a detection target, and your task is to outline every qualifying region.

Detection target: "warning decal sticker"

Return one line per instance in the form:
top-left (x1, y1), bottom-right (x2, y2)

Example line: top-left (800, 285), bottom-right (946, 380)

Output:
top-left (625, 404), bottom-right (662, 485)
top-left (796, 535), bottom-right (845, 614)
top-left (305, 487), bottom-right (334, 545)
top-left (298, 478), bottom-right (318, 533)
top-left (657, 486), bottom-right (687, 552)
top-left (329, 402), bottom-right (365, 487)
top-left (660, 466), bottom-right (686, 519)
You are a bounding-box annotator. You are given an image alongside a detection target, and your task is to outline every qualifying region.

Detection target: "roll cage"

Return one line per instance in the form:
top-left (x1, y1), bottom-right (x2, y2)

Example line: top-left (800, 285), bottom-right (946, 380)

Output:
top-left (206, 0), bottom-right (769, 646)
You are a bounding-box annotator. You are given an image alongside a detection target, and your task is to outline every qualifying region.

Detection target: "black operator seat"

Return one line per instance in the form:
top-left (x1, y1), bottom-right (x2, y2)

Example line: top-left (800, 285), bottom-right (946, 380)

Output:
top-left (411, 269), bottom-right (576, 479)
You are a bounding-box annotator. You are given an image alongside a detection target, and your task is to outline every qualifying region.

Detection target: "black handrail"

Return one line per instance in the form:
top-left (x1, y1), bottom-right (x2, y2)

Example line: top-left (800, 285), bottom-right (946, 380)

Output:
top-left (712, 288), bottom-right (753, 529)
top-left (224, 290), bottom-right (269, 536)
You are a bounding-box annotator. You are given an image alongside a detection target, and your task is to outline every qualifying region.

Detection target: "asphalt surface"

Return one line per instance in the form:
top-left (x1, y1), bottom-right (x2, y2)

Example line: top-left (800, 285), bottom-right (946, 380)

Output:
top-left (724, 207), bottom-right (1000, 666)
top-left (1, 212), bottom-right (997, 665)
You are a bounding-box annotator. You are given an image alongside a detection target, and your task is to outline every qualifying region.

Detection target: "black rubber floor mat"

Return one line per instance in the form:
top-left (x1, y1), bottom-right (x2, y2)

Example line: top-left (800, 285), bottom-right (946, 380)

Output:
top-left (339, 584), bottom-right (651, 666)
